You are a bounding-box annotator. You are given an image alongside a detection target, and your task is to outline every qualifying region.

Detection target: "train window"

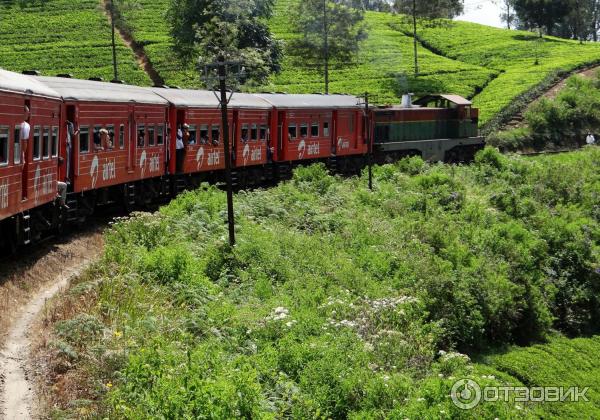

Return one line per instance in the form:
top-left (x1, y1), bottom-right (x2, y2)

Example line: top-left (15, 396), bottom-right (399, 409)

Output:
top-left (13, 126), bottom-right (21, 164)
top-left (157, 125), bottom-right (164, 145)
top-left (148, 125), bottom-right (155, 146)
top-left (33, 126), bottom-right (41, 160)
top-left (188, 124), bottom-right (197, 145)
top-left (251, 124), bottom-right (258, 141)
top-left (288, 124), bottom-right (297, 141)
top-left (241, 124), bottom-right (249, 142)
top-left (311, 122), bottom-right (319, 137)
top-left (200, 125), bottom-right (209, 144)
top-left (211, 125), bottom-right (220, 145)
top-left (79, 126), bottom-right (90, 153)
top-left (51, 127), bottom-right (59, 157)
top-left (119, 125), bottom-right (125, 149)
top-left (137, 124), bottom-right (145, 147)
top-left (93, 125), bottom-right (103, 150)
top-left (300, 123), bottom-right (308, 138)
top-left (42, 127), bottom-right (50, 159)
top-left (106, 125), bottom-right (115, 149)
top-left (323, 122), bottom-right (330, 137)
top-left (0, 126), bottom-right (8, 166)
top-left (260, 125), bottom-right (267, 141)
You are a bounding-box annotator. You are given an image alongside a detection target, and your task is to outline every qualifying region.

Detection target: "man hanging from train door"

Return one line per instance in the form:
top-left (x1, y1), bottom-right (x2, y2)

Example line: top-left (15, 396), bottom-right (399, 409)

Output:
top-left (65, 119), bottom-right (79, 183)
top-left (20, 105), bottom-right (31, 200)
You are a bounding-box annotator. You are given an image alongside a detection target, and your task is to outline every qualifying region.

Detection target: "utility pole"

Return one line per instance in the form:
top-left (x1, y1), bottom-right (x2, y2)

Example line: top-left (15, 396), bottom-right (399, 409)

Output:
top-left (323, 0), bottom-right (330, 94)
top-left (203, 58), bottom-right (242, 246)
top-left (412, 0), bottom-right (418, 76)
top-left (365, 92), bottom-right (373, 191)
top-left (110, 0), bottom-right (119, 81)
top-left (217, 56), bottom-right (236, 246)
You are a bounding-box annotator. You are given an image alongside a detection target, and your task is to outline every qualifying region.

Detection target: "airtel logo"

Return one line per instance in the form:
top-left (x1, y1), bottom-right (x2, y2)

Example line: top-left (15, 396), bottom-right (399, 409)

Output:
top-left (0, 179), bottom-right (8, 209)
top-left (242, 144), bottom-right (262, 166)
top-left (33, 165), bottom-right (53, 204)
top-left (298, 140), bottom-right (321, 159)
top-left (91, 155), bottom-right (117, 188)
top-left (337, 137), bottom-right (350, 150)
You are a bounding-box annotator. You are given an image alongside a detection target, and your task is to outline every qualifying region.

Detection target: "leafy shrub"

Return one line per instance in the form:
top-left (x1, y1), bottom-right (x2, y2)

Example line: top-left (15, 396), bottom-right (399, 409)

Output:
top-left (55, 314), bottom-right (104, 347)
top-left (486, 127), bottom-right (532, 152)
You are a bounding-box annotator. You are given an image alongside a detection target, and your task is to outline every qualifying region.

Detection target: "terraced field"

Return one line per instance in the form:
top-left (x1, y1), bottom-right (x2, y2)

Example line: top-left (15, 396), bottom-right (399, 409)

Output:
top-left (110, 0), bottom-right (600, 124)
top-left (481, 335), bottom-right (600, 418)
top-left (416, 22), bottom-right (600, 125)
top-left (0, 0), bottom-right (150, 85)
top-left (262, 1), bottom-right (497, 104)
top-left (2, 0), bottom-right (600, 125)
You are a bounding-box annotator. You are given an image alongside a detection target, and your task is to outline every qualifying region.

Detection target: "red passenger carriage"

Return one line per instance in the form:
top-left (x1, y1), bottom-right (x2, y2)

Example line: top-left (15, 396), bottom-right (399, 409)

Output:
top-left (255, 94), bottom-right (366, 173)
top-left (0, 70), bottom-right (62, 245)
top-left (35, 76), bottom-right (170, 211)
top-left (154, 88), bottom-right (272, 187)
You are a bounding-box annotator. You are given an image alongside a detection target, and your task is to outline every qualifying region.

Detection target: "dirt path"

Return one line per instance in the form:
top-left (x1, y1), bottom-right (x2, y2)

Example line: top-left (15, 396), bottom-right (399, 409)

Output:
top-left (0, 231), bottom-right (103, 419)
top-left (100, 0), bottom-right (165, 86)
top-left (504, 64), bottom-right (600, 129)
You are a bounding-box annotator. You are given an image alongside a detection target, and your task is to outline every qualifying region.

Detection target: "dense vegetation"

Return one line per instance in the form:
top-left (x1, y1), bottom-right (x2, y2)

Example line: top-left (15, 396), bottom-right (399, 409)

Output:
top-left (42, 147), bottom-right (600, 417)
top-left (0, 0), bottom-right (150, 85)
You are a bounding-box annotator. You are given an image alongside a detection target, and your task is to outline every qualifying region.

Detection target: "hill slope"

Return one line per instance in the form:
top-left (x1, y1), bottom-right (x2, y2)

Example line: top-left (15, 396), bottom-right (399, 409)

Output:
top-left (415, 22), bottom-right (600, 126)
top-left (1, 1), bottom-right (600, 126)
top-left (0, 0), bottom-right (150, 85)
top-left (112, 0), bottom-right (600, 124)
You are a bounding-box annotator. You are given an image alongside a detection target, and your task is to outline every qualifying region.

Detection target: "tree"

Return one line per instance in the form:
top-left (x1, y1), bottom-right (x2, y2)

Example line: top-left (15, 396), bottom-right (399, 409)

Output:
top-left (289, 0), bottom-right (367, 94)
top-left (555, 0), bottom-right (600, 42)
top-left (167, 0), bottom-right (282, 85)
top-left (500, 0), bottom-right (518, 29)
top-left (394, 0), bottom-right (463, 76)
top-left (512, 0), bottom-right (571, 37)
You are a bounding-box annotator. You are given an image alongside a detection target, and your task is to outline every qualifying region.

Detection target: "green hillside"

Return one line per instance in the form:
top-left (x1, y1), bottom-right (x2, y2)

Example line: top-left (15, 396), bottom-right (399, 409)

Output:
top-left (2, 1), bottom-right (600, 125)
top-left (415, 22), bottom-right (600, 126)
top-left (113, 0), bottom-right (600, 124)
top-left (0, 0), bottom-right (150, 85)
top-left (481, 335), bottom-right (600, 418)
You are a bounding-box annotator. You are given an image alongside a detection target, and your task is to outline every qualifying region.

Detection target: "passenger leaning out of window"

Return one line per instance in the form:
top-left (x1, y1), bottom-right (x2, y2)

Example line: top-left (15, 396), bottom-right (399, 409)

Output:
top-left (20, 106), bottom-right (31, 163)
top-left (100, 128), bottom-right (111, 149)
top-left (176, 124), bottom-right (186, 173)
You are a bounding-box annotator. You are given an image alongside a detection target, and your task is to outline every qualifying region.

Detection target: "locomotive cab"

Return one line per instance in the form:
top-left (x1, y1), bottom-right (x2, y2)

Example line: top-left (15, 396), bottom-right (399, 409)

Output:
top-left (371, 94), bottom-right (484, 162)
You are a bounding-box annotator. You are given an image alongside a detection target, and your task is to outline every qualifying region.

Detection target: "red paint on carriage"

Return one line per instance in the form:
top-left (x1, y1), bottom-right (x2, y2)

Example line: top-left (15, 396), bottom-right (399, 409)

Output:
top-left (153, 88), bottom-right (272, 174)
top-left (255, 94), bottom-right (365, 163)
top-left (0, 70), bottom-right (62, 222)
top-left (35, 77), bottom-right (170, 193)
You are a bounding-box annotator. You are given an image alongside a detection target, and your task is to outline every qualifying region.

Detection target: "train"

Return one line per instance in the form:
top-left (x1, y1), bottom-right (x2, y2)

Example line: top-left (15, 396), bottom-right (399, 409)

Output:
top-left (0, 68), bottom-right (484, 249)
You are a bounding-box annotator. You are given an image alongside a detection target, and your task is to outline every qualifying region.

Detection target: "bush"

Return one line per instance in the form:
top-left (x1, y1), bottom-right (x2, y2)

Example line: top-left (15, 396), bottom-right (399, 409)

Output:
top-left (486, 127), bottom-right (531, 152)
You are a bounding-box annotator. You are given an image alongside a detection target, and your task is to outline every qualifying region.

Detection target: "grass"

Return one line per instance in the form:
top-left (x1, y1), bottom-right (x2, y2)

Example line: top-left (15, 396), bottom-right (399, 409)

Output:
top-left (111, 0), bottom-right (600, 125)
top-left (36, 147), bottom-right (600, 418)
top-left (0, 0), bottom-right (150, 85)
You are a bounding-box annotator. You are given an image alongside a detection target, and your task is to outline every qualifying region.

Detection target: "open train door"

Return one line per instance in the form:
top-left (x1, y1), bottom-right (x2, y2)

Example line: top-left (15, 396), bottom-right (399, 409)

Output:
top-left (20, 99), bottom-right (31, 200)
top-left (127, 105), bottom-right (135, 174)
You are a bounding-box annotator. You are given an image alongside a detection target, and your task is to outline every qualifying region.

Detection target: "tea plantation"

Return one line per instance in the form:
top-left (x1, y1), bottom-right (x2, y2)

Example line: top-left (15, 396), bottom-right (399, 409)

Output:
top-left (0, 0), bottom-right (150, 85)
top-left (101, 0), bottom-right (600, 123)
top-left (2, 0), bottom-right (600, 125)
top-left (42, 147), bottom-right (600, 418)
